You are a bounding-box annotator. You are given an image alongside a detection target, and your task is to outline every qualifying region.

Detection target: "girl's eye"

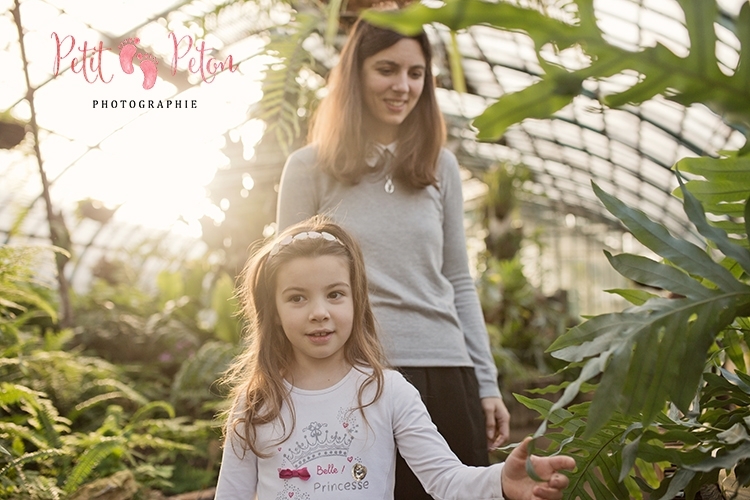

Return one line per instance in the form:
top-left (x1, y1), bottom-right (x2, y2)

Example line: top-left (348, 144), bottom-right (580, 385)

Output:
top-left (329, 291), bottom-right (345, 300)
top-left (289, 295), bottom-right (304, 303)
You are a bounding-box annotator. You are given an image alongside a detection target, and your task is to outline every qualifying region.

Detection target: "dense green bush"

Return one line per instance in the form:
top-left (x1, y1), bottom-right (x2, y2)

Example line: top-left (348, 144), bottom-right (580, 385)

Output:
top-left (0, 247), bottom-right (227, 498)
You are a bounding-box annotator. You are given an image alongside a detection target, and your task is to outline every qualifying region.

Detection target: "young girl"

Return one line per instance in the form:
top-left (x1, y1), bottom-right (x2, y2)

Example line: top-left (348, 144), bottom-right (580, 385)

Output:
top-left (215, 216), bottom-right (574, 500)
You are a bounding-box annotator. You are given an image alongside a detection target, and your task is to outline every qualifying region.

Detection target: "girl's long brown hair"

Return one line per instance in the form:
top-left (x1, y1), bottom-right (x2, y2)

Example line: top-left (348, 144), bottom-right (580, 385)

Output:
top-left (309, 15), bottom-right (446, 189)
top-left (221, 216), bottom-right (387, 457)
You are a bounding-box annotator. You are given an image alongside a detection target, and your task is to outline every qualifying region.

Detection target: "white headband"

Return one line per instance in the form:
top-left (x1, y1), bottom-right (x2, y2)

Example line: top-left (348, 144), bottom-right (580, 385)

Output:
top-left (269, 231), bottom-right (342, 257)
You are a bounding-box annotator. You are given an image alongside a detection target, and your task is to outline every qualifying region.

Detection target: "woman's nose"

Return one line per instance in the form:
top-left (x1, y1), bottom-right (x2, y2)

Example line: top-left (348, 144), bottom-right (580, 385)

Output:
top-left (392, 72), bottom-right (409, 92)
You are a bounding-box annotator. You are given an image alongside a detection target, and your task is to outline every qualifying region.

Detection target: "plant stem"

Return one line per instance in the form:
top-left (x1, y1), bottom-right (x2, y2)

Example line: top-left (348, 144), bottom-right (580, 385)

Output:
top-left (11, 0), bottom-right (73, 328)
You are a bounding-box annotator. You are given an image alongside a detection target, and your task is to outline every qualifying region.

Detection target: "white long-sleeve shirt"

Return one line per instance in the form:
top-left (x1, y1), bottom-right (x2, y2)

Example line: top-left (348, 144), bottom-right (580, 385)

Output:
top-left (216, 368), bottom-right (505, 500)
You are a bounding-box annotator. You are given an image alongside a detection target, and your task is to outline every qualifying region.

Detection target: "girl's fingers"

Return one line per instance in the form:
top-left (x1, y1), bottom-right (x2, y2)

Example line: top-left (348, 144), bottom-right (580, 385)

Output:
top-left (532, 485), bottom-right (565, 500)
top-left (531, 472), bottom-right (569, 500)
top-left (549, 472), bottom-right (569, 488)
top-left (548, 456), bottom-right (577, 472)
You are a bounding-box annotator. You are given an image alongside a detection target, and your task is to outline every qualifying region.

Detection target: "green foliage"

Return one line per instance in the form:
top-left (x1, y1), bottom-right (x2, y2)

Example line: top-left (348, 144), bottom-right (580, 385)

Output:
top-left (474, 162), bottom-right (575, 387)
top-left (0, 247), bottom-right (221, 497)
top-left (364, 0), bottom-right (750, 144)
top-left (171, 341), bottom-right (236, 417)
top-left (257, 11), bottom-right (322, 154)
top-left (517, 178), bottom-right (750, 498)
top-left (365, 0), bottom-right (750, 497)
top-left (72, 256), bottom-right (239, 386)
top-left (479, 256), bottom-right (572, 381)
top-left (674, 153), bottom-right (750, 238)
top-left (517, 395), bottom-right (658, 500)
top-left (211, 273), bottom-right (241, 345)
top-left (546, 181), bottom-right (750, 429)
top-left (1, 330), bottom-right (216, 497)
top-left (0, 246), bottom-right (57, 329)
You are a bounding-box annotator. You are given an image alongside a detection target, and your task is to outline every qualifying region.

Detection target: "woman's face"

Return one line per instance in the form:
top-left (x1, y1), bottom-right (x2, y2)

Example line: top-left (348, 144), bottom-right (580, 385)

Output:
top-left (361, 38), bottom-right (426, 144)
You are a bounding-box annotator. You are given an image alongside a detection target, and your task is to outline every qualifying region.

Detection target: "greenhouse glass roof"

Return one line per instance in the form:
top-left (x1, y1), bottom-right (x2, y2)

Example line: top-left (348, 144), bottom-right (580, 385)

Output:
top-left (0, 0), bottom-right (746, 286)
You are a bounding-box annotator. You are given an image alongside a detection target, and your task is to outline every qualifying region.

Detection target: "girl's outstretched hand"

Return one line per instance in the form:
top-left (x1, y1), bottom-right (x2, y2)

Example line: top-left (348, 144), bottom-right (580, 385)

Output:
top-left (501, 437), bottom-right (576, 500)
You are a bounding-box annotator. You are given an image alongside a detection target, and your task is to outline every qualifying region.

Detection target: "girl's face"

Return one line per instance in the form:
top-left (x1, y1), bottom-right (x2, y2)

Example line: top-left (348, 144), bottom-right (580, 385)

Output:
top-left (361, 38), bottom-right (426, 144)
top-left (275, 255), bottom-right (354, 371)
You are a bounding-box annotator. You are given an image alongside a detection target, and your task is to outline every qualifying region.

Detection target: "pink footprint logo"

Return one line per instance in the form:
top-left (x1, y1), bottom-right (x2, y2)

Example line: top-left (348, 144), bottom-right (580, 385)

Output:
top-left (118, 37), bottom-right (139, 74)
top-left (136, 52), bottom-right (158, 90)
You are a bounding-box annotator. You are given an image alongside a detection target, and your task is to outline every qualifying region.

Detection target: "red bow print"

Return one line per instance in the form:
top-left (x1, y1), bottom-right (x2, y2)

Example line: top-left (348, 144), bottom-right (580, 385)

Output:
top-left (279, 467), bottom-right (311, 481)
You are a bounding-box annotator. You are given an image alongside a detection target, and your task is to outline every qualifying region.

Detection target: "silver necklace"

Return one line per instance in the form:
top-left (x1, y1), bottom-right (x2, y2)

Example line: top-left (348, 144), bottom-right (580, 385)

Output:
top-left (373, 148), bottom-right (395, 194)
top-left (384, 175), bottom-right (394, 194)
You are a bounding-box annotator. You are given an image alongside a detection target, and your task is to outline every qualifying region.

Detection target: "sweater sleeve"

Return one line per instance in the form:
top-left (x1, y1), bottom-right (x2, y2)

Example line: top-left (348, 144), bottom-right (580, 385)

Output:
top-left (276, 147), bottom-right (320, 231)
top-left (215, 427), bottom-right (258, 500)
top-left (391, 372), bottom-right (506, 499)
top-left (440, 151), bottom-right (502, 399)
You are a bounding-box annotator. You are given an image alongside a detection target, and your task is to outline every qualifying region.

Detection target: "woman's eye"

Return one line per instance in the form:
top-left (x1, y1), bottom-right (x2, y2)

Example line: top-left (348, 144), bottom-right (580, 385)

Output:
top-left (410, 71), bottom-right (423, 79)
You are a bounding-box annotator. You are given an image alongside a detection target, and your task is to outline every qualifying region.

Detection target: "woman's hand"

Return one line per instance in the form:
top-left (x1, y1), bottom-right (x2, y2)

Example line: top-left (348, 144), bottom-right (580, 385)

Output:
top-left (481, 396), bottom-right (510, 449)
top-left (501, 437), bottom-right (576, 500)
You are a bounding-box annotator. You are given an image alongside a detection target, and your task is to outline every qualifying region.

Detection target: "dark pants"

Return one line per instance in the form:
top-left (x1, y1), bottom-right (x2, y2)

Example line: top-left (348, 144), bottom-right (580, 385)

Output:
top-left (394, 367), bottom-right (489, 500)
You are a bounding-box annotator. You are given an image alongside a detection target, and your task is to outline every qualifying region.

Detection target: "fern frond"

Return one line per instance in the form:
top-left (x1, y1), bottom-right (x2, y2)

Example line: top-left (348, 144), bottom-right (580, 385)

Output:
top-left (72, 392), bottom-right (128, 415)
top-left (128, 401), bottom-right (175, 426)
top-left (0, 383), bottom-right (45, 406)
top-left (62, 436), bottom-right (125, 494)
top-left (127, 434), bottom-right (195, 453)
top-left (0, 448), bottom-right (68, 478)
top-left (30, 407), bottom-right (64, 451)
top-left (83, 378), bottom-right (148, 406)
top-left (0, 246), bottom-right (58, 323)
top-left (1, 384), bottom-right (67, 449)
top-left (0, 422), bottom-right (49, 450)
top-left (132, 416), bottom-right (215, 437)
top-left (171, 341), bottom-right (235, 405)
top-left (256, 11), bottom-right (323, 154)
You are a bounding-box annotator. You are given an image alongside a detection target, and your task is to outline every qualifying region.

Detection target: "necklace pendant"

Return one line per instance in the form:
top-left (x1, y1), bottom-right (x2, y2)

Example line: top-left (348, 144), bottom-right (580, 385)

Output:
top-left (384, 176), bottom-right (394, 194)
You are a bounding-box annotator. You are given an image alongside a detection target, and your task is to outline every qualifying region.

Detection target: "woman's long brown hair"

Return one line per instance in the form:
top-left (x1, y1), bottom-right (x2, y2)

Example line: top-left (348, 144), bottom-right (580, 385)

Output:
top-left (309, 16), bottom-right (446, 189)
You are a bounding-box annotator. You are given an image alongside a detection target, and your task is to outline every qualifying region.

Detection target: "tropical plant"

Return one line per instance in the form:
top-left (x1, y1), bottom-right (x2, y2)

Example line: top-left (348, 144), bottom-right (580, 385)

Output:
top-left (517, 173), bottom-right (750, 499)
top-left (364, 0), bottom-right (749, 144)
top-left (71, 254), bottom-right (240, 393)
top-left (0, 247), bottom-right (221, 498)
top-left (479, 256), bottom-right (573, 381)
top-left (474, 164), bottom-right (574, 381)
top-left (363, 0), bottom-right (750, 498)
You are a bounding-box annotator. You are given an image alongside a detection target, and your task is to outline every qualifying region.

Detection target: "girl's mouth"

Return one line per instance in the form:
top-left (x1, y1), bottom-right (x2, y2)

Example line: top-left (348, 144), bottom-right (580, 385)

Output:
top-left (306, 331), bottom-right (333, 344)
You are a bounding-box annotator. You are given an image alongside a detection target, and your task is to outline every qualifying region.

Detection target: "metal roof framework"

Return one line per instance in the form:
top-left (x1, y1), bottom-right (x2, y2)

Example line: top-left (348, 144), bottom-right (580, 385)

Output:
top-left (0, 0), bottom-right (746, 286)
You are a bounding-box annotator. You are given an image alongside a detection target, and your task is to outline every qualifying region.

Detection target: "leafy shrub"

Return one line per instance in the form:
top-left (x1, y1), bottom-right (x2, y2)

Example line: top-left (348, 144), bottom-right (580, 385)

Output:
top-left (0, 247), bottom-right (221, 498)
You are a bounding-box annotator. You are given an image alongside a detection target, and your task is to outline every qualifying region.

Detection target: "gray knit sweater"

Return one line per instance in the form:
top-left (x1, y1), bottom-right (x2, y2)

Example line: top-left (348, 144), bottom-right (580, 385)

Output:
top-left (276, 145), bottom-right (501, 399)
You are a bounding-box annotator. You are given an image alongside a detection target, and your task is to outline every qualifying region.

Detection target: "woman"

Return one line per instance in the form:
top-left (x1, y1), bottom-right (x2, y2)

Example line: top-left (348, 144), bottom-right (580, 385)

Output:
top-left (276, 14), bottom-right (510, 499)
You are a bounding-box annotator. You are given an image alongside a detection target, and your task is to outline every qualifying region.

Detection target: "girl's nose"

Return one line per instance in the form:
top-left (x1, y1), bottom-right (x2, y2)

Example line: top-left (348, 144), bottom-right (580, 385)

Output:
top-left (309, 299), bottom-right (330, 321)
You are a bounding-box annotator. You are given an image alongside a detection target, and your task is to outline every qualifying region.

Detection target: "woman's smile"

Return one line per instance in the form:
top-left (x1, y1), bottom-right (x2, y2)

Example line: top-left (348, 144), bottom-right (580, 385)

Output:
top-left (361, 38), bottom-right (426, 143)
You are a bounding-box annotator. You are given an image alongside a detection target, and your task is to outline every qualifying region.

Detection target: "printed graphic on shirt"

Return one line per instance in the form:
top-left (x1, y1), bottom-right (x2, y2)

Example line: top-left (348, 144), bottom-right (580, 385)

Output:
top-left (275, 482), bottom-right (309, 500)
top-left (275, 406), bottom-right (371, 497)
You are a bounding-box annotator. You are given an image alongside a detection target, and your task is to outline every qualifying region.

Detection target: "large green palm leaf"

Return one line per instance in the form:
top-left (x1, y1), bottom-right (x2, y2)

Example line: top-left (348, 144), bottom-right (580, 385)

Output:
top-left (364, 0), bottom-right (750, 142)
